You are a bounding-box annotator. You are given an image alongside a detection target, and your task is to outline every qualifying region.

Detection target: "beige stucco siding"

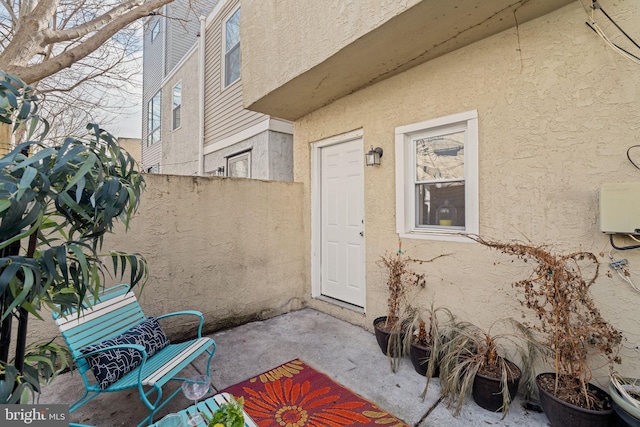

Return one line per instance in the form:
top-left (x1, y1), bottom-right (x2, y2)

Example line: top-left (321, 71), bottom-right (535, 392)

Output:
top-left (28, 175), bottom-right (306, 348)
top-left (295, 1), bottom-right (640, 383)
top-left (241, 0), bottom-right (573, 120)
top-left (161, 48), bottom-right (201, 175)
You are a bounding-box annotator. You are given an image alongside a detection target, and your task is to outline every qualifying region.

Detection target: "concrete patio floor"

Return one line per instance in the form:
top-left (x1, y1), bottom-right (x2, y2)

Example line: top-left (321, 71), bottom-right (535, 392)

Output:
top-left (39, 308), bottom-right (550, 426)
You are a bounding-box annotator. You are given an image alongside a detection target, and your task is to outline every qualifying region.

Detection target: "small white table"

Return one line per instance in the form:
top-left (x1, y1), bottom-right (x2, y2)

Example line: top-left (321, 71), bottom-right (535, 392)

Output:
top-left (161, 392), bottom-right (258, 427)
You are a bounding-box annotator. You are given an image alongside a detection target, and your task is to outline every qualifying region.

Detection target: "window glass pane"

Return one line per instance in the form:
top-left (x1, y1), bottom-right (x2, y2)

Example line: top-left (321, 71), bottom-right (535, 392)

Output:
top-left (147, 100), bottom-right (153, 145)
top-left (225, 44), bottom-right (240, 86)
top-left (225, 9), bottom-right (240, 51)
top-left (224, 8), bottom-right (241, 87)
top-left (173, 106), bottom-right (181, 130)
top-left (172, 83), bottom-right (181, 130)
top-left (173, 83), bottom-right (181, 108)
top-left (147, 91), bottom-right (161, 145)
top-left (228, 152), bottom-right (250, 178)
top-left (415, 182), bottom-right (465, 228)
top-left (415, 131), bottom-right (465, 182)
top-left (151, 20), bottom-right (160, 42)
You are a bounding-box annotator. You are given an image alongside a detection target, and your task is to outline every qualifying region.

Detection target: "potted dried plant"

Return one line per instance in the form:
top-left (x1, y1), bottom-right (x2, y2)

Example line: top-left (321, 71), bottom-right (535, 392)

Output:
top-left (435, 318), bottom-right (545, 417)
top-left (373, 248), bottom-right (426, 364)
top-left (471, 236), bottom-right (623, 427)
top-left (405, 304), bottom-right (455, 378)
top-left (608, 374), bottom-right (640, 426)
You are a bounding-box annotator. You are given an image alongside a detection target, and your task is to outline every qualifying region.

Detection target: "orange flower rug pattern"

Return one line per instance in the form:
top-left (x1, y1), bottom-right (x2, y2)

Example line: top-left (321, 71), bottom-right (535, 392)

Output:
top-left (221, 359), bottom-right (409, 427)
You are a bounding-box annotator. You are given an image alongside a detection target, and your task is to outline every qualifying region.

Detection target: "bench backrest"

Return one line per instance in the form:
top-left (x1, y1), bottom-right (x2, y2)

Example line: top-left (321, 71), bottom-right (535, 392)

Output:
top-left (53, 284), bottom-right (146, 375)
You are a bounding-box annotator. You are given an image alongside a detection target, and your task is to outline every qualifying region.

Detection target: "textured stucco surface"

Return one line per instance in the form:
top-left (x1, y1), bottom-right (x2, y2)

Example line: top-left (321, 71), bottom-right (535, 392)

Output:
top-left (28, 174), bottom-right (306, 347)
top-left (294, 1), bottom-right (640, 385)
top-left (161, 49), bottom-right (201, 175)
top-left (241, 0), bottom-right (573, 120)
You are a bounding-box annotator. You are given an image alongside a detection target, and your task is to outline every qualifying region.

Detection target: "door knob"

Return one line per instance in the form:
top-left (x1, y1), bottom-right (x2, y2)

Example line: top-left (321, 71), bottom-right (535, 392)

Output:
top-left (359, 231), bottom-right (364, 236)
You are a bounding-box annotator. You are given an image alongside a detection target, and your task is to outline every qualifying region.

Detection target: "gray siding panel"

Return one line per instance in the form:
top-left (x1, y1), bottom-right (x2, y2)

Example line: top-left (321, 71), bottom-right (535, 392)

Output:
top-left (203, 0), bottom-right (267, 147)
top-left (165, 0), bottom-right (219, 75)
top-left (142, 15), bottom-right (164, 170)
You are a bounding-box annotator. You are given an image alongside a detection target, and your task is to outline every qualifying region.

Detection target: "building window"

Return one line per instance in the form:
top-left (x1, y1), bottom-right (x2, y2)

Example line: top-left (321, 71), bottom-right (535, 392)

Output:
top-left (223, 7), bottom-right (241, 87)
top-left (395, 110), bottom-right (478, 241)
top-left (151, 20), bottom-right (160, 42)
top-left (172, 82), bottom-right (181, 130)
top-left (227, 151), bottom-right (250, 178)
top-left (147, 91), bottom-right (161, 146)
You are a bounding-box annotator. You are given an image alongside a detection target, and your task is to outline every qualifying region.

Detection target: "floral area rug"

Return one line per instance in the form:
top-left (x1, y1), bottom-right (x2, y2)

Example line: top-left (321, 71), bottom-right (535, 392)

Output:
top-left (221, 359), bottom-right (409, 427)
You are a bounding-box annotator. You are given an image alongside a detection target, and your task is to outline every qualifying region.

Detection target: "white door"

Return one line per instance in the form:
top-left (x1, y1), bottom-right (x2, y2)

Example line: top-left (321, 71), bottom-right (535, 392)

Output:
top-left (319, 138), bottom-right (365, 307)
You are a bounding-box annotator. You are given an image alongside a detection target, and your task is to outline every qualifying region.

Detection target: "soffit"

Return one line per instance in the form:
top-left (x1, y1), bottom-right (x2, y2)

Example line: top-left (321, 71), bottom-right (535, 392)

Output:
top-left (245, 0), bottom-right (575, 121)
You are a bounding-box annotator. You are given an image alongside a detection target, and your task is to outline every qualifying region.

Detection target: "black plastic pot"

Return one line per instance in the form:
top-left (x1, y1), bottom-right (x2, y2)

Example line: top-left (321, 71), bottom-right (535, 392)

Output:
top-left (613, 401), bottom-right (640, 427)
top-left (409, 341), bottom-right (439, 377)
top-left (373, 316), bottom-right (404, 356)
top-left (472, 359), bottom-right (521, 412)
top-left (537, 373), bottom-right (613, 427)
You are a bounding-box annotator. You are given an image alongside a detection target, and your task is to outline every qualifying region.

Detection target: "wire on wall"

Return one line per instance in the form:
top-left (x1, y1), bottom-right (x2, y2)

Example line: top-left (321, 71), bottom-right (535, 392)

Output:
top-left (627, 145), bottom-right (640, 171)
top-left (579, 0), bottom-right (640, 65)
top-left (608, 249), bottom-right (640, 293)
top-left (610, 234), bottom-right (640, 251)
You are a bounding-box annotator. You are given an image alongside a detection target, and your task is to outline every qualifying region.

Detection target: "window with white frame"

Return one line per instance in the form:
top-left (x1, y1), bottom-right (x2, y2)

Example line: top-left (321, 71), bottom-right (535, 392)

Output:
top-left (395, 110), bottom-right (478, 241)
top-left (223, 8), bottom-right (241, 87)
top-left (172, 81), bottom-right (181, 130)
top-left (151, 20), bottom-right (160, 42)
top-left (227, 151), bottom-right (250, 178)
top-left (147, 91), bottom-right (161, 146)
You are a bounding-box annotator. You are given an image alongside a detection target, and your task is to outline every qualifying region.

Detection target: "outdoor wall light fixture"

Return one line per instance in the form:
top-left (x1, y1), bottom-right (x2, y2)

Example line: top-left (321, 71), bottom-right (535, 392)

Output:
top-left (366, 146), bottom-right (383, 166)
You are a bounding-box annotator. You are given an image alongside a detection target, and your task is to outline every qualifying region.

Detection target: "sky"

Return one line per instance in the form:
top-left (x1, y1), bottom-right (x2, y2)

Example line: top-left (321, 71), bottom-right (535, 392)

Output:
top-left (93, 29), bottom-right (144, 140)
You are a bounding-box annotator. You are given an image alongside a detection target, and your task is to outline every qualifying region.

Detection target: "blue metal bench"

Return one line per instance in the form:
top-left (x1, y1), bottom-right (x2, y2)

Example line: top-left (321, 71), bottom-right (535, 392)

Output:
top-left (53, 284), bottom-right (216, 427)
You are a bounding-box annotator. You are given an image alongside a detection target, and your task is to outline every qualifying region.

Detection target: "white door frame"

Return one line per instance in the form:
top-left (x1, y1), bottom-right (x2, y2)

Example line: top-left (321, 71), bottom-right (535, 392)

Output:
top-left (311, 129), bottom-right (366, 312)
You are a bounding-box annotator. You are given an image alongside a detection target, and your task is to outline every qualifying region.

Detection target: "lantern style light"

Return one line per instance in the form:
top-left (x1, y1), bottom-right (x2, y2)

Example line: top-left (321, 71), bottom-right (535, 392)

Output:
top-left (366, 146), bottom-right (383, 166)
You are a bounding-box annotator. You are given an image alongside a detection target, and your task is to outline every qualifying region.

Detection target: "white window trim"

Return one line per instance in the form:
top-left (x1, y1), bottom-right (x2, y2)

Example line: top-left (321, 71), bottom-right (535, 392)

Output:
top-left (172, 81), bottom-right (182, 131)
top-left (221, 6), bottom-right (241, 89)
top-left (151, 20), bottom-right (160, 42)
top-left (395, 110), bottom-right (479, 242)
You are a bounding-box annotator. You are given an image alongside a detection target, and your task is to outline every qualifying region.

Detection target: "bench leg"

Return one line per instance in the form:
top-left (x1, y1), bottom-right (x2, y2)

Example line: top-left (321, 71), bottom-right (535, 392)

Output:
top-left (69, 389), bottom-right (100, 413)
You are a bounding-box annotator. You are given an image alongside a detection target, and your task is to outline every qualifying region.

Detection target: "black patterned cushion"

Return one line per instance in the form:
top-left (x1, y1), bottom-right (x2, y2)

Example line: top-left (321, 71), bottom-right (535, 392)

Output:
top-left (80, 317), bottom-right (170, 390)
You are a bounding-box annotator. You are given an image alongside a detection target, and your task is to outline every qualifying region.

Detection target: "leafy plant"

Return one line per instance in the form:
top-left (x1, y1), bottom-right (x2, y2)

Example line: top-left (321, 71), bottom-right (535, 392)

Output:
top-left (0, 71), bottom-right (147, 403)
top-left (470, 235), bottom-right (623, 410)
top-left (205, 396), bottom-right (245, 427)
top-left (436, 318), bottom-right (546, 417)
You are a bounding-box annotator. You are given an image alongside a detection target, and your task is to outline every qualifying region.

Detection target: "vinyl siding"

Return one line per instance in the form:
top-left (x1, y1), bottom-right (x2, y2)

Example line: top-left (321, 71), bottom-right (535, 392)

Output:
top-left (142, 15), bottom-right (165, 170)
top-left (203, 0), bottom-right (266, 148)
top-left (165, 0), bottom-right (219, 75)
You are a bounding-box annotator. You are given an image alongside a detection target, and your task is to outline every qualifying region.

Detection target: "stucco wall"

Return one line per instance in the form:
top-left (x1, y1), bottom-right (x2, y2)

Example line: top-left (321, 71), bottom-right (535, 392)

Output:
top-left (29, 174), bottom-right (306, 346)
top-left (162, 49), bottom-right (201, 175)
top-left (296, 1), bottom-right (640, 384)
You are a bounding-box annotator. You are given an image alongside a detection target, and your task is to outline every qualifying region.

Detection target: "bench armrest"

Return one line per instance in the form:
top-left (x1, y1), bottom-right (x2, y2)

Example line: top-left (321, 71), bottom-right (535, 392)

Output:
top-left (156, 310), bottom-right (205, 337)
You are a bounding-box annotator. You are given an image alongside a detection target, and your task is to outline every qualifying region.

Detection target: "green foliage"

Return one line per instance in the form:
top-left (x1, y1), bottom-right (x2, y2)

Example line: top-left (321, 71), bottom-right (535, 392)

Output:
top-left (0, 72), bottom-right (147, 403)
top-left (204, 396), bottom-right (245, 427)
top-left (0, 341), bottom-right (71, 403)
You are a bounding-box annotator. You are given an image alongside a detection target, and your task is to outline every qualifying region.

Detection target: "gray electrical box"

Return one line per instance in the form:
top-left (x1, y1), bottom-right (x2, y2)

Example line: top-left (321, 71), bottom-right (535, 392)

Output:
top-left (599, 182), bottom-right (640, 234)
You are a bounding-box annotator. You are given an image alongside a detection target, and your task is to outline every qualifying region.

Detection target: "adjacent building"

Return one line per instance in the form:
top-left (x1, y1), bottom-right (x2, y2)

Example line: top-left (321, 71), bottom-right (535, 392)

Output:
top-left (142, 0), bottom-right (293, 179)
